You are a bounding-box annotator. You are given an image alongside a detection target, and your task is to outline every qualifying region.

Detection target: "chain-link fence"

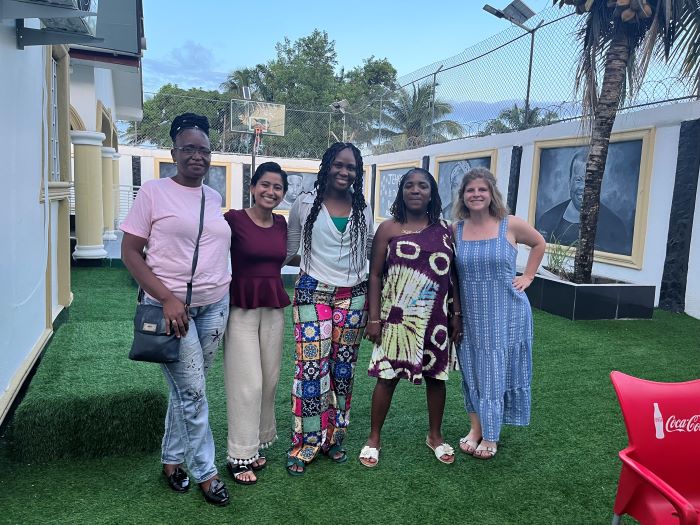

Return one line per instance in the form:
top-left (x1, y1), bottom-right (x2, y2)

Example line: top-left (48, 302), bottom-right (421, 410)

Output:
top-left (119, 4), bottom-right (697, 159)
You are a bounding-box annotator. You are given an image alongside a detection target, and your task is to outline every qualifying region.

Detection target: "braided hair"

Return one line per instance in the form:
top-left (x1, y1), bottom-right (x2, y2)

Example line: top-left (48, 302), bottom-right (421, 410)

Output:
top-left (301, 142), bottom-right (368, 279)
top-left (169, 113), bottom-right (210, 142)
top-left (389, 168), bottom-right (442, 224)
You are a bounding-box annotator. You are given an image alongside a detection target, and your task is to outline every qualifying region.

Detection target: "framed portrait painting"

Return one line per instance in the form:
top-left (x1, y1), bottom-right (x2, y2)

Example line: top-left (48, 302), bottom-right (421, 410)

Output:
top-left (373, 161), bottom-right (421, 222)
top-left (529, 129), bottom-right (653, 268)
top-left (155, 158), bottom-right (231, 209)
top-left (435, 150), bottom-right (497, 221)
top-left (278, 169), bottom-right (318, 212)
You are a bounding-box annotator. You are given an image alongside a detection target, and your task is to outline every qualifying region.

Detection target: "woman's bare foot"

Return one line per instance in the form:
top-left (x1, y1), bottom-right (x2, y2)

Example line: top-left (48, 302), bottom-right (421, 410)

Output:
top-left (474, 439), bottom-right (498, 459)
top-left (251, 457), bottom-right (266, 470)
top-left (459, 430), bottom-right (482, 454)
top-left (359, 438), bottom-right (381, 467)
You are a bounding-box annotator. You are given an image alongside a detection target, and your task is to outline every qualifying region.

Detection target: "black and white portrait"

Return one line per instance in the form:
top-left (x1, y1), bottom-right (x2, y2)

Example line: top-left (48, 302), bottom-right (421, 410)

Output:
top-left (437, 156), bottom-right (492, 221)
top-left (277, 170), bottom-right (317, 211)
top-left (159, 160), bottom-right (228, 207)
top-left (375, 164), bottom-right (418, 220)
top-left (534, 140), bottom-right (642, 256)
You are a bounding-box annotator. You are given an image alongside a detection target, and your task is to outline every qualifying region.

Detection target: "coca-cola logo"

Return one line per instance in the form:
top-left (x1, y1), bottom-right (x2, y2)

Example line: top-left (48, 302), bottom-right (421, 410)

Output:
top-left (665, 414), bottom-right (700, 433)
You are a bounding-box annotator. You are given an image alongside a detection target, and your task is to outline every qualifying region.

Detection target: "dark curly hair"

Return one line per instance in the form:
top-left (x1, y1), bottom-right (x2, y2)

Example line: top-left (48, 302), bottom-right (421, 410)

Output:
top-left (389, 168), bottom-right (442, 225)
top-left (301, 142), bottom-right (367, 279)
top-left (170, 113), bottom-right (209, 142)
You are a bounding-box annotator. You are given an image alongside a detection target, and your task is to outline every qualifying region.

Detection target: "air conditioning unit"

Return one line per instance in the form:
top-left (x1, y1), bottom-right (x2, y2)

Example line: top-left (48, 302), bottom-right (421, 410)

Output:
top-left (42, 0), bottom-right (99, 37)
top-left (2, 0), bottom-right (103, 49)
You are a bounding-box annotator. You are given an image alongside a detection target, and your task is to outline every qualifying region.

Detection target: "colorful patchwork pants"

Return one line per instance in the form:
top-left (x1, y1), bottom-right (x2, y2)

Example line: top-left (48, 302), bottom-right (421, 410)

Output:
top-left (288, 273), bottom-right (367, 463)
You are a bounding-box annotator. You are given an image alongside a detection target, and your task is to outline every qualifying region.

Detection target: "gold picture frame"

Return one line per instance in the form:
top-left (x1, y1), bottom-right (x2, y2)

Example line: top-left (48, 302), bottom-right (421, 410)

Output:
top-left (529, 128), bottom-right (654, 269)
top-left (435, 149), bottom-right (498, 221)
top-left (373, 161), bottom-right (422, 222)
top-left (154, 158), bottom-right (232, 210)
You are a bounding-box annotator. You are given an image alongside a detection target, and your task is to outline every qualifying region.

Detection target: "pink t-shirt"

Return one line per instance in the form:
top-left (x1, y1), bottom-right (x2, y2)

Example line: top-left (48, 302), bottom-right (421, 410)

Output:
top-left (121, 177), bottom-right (231, 307)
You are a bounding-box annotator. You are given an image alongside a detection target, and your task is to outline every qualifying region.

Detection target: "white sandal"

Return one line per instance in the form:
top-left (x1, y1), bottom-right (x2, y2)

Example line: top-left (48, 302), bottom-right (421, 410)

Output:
top-left (426, 439), bottom-right (455, 464)
top-left (459, 436), bottom-right (480, 455)
top-left (359, 445), bottom-right (381, 468)
top-left (474, 443), bottom-right (498, 460)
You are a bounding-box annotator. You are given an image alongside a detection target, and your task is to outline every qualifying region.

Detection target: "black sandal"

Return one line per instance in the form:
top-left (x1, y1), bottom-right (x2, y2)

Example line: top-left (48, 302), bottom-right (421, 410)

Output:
top-left (201, 478), bottom-right (230, 506)
top-left (323, 444), bottom-right (348, 463)
top-left (162, 466), bottom-right (190, 492)
top-left (251, 456), bottom-right (267, 471)
top-left (226, 462), bottom-right (257, 485)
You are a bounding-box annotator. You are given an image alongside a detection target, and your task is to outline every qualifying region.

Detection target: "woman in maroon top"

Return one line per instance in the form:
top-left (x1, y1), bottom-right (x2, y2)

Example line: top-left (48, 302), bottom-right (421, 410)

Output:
top-left (223, 162), bottom-right (291, 485)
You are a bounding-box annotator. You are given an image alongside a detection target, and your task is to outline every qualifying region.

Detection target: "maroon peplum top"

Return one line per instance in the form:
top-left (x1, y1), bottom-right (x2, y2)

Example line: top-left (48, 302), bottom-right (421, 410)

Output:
top-left (223, 208), bottom-right (291, 309)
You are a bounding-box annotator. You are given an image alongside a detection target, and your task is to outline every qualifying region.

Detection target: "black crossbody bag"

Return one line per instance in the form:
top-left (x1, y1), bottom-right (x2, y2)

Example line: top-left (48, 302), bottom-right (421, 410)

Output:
top-left (128, 188), bottom-right (206, 363)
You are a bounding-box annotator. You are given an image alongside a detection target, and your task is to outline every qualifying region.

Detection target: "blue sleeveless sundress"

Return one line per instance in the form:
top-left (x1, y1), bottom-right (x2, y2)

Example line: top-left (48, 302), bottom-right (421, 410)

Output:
top-left (454, 217), bottom-right (533, 442)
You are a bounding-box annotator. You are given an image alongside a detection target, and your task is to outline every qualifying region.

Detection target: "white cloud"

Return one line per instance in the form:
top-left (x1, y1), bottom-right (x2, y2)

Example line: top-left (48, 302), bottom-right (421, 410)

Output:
top-left (142, 40), bottom-right (229, 94)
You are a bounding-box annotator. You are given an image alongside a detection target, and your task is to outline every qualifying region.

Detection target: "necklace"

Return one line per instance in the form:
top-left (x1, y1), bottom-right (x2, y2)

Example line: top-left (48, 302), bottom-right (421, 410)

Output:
top-left (401, 223), bottom-right (430, 235)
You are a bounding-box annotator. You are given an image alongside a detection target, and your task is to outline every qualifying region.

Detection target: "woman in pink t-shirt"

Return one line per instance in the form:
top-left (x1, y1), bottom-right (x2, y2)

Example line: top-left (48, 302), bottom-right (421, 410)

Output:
top-left (121, 113), bottom-right (232, 507)
top-left (222, 161), bottom-right (291, 485)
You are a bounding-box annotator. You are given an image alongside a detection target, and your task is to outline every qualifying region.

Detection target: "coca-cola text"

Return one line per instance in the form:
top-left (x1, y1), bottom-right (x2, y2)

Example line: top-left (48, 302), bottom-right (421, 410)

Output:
top-left (665, 414), bottom-right (700, 433)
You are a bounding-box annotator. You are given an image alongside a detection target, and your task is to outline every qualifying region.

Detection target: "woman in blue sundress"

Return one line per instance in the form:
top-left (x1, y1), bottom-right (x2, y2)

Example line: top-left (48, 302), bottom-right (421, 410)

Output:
top-left (453, 167), bottom-right (545, 460)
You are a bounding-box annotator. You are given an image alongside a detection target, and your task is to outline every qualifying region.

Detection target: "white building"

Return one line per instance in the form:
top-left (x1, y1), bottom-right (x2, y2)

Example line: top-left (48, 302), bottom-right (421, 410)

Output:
top-left (0, 0), bottom-right (145, 426)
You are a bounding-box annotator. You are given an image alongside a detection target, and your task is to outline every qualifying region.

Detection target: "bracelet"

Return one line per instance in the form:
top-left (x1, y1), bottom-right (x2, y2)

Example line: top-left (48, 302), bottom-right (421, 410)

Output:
top-left (368, 319), bottom-right (382, 324)
top-left (452, 311), bottom-right (462, 316)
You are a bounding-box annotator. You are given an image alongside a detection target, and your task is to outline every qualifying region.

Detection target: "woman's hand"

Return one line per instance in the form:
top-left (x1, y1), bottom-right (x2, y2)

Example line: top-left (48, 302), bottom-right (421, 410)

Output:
top-left (162, 295), bottom-right (189, 338)
top-left (449, 314), bottom-right (463, 346)
top-left (364, 321), bottom-right (382, 346)
top-left (512, 275), bottom-right (534, 292)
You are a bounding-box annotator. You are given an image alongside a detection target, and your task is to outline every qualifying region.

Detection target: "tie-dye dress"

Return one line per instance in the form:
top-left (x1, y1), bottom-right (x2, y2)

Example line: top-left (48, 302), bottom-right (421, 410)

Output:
top-left (367, 221), bottom-right (454, 384)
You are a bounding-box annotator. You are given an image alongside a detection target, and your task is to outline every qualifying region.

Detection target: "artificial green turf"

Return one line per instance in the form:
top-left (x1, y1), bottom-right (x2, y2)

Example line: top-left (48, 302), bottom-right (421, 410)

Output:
top-left (0, 267), bottom-right (698, 524)
top-left (5, 268), bottom-right (166, 460)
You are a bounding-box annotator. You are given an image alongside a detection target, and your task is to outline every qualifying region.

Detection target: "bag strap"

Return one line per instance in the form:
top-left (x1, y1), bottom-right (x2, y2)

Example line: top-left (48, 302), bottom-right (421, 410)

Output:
top-left (185, 187), bottom-right (206, 307)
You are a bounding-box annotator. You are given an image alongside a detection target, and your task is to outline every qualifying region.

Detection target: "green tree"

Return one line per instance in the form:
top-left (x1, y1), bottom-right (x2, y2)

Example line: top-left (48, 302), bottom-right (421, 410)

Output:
top-left (555, 0), bottom-right (700, 283)
top-left (482, 104), bottom-right (559, 134)
top-left (377, 83), bottom-right (464, 151)
top-left (337, 57), bottom-right (398, 144)
top-left (126, 84), bottom-right (228, 148)
top-left (220, 31), bottom-right (398, 156)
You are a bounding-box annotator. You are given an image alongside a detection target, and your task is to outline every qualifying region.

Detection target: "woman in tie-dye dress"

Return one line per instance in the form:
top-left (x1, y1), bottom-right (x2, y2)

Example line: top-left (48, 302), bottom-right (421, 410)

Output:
top-left (359, 168), bottom-right (462, 468)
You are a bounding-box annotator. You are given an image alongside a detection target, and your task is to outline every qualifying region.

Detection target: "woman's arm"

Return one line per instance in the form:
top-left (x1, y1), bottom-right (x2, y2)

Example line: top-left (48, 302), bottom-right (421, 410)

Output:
top-left (121, 232), bottom-right (189, 337)
top-left (508, 215), bottom-right (546, 292)
top-left (284, 197), bottom-right (303, 266)
top-left (449, 222), bottom-right (463, 344)
top-left (365, 207), bottom-right (375, 261)
top-left (364, 221), bottom-right (391, 345)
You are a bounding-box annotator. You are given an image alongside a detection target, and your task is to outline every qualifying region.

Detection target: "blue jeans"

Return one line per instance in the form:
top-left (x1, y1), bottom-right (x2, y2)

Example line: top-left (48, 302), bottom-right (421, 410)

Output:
top-left (144, 294), bottom-right (229, 483)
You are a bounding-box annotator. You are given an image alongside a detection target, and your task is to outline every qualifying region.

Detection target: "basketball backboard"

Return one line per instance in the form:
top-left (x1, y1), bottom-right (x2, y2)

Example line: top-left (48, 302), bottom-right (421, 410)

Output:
top-left (230, 99), bottom-right (285, 136)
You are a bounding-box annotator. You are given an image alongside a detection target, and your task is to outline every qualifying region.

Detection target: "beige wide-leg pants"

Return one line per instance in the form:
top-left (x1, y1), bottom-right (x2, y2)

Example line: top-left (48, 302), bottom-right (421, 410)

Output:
top-left (224, 306), bottom-right (285, 464)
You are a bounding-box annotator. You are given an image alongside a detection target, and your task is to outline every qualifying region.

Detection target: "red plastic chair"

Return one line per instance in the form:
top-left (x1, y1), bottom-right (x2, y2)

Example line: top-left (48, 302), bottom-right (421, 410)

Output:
top-left (610, 371), bottom-right (700, 525)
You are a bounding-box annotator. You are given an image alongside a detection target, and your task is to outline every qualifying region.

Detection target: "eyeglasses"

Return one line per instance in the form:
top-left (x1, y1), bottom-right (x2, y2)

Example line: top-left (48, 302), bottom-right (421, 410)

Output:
top-left (331, 161), bottom-right (357, 172)
top-left (174, 146), bottom-right (211, 156)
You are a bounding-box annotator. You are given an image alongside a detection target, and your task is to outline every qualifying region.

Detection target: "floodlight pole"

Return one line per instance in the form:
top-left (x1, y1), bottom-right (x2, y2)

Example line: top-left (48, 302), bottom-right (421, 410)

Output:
top-left (378, 91), bottom-right (384, 146)
top-left (483, 4), bottom-right (543, 129)
top-left (328, 112), bottom-right (332, 148)
top-left (430, 65), bottom-right (444, 144)
top-left (523, 21), bottom-right (543, 128)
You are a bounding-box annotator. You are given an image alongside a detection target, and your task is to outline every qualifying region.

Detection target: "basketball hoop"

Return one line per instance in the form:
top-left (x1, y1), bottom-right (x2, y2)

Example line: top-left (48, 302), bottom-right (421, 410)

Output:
top-left (252, 123), bottom-right (264, 152)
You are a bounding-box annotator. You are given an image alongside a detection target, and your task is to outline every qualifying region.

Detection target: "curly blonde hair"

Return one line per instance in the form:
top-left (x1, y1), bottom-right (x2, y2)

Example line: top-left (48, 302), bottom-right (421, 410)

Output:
top-left (451, 167), bottom-right (509, 220)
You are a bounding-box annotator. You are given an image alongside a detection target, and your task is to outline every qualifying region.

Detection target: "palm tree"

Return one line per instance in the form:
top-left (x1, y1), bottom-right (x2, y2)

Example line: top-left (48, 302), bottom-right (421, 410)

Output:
top-left (556, 0), bottom-right (700, 283)
top-left (483, 103), bottom-right (559, 134)
top-left (378, 83), bottom-right (464, 149)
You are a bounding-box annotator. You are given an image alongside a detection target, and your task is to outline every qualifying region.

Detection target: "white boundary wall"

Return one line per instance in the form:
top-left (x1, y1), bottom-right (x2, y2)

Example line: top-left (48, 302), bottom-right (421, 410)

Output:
top-left (365, 101), bottom-right (700, 317)
top-left (119, 102), bottom-right (700, 319)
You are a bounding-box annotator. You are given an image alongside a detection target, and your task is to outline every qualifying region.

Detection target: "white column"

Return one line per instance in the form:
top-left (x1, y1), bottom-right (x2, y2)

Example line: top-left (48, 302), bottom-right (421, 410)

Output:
top-left (112, 152), bottom-right (121, 228)
top-left (71, 131), bottom-right (107, 259)
top-left (101, 146), bottom-right (117, 240)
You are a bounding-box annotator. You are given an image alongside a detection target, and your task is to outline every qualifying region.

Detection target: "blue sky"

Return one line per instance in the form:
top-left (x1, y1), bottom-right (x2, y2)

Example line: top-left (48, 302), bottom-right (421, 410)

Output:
top-left (141, 0), bottom-right (554, 94)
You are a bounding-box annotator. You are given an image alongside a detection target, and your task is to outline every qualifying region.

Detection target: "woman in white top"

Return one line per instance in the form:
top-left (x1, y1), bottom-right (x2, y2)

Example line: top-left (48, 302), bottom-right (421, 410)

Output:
top-left (285, 142), bottom-right (373, 475)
